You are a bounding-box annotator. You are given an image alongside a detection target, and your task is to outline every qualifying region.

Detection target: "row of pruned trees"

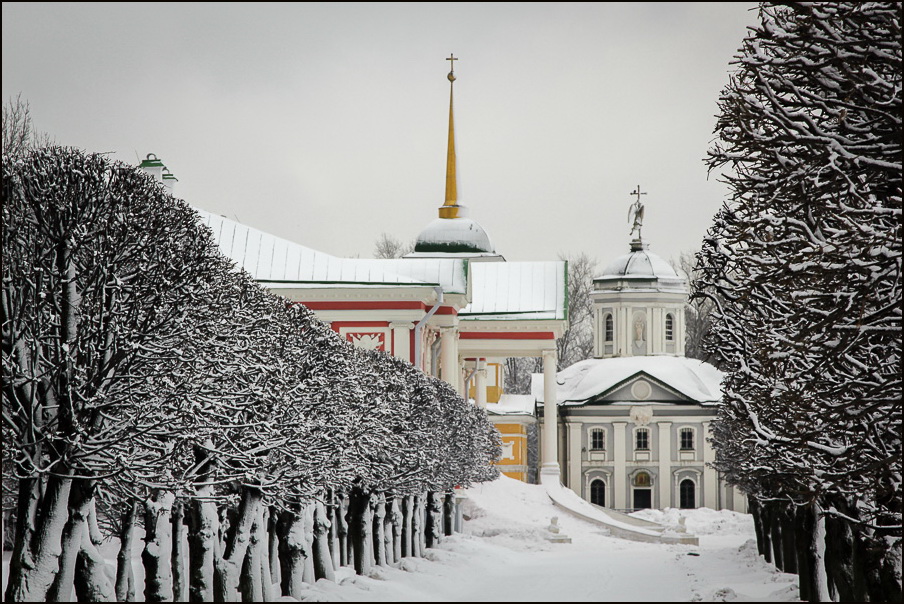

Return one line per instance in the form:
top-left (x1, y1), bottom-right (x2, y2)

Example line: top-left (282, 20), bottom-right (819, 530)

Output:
top-left (2, 146), bottom-right (501, 602)
top-left (695, 3), bottom-right (901, 603)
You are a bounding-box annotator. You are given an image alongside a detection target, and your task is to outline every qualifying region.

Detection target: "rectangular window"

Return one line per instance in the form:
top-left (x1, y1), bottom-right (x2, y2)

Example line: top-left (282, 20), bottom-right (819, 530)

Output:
top-left (590, 430), bottom-right (605, 451)
top-left (635, 429), bottom-right (649, 451)
top-left (680, 428), bottom-right (694, 450)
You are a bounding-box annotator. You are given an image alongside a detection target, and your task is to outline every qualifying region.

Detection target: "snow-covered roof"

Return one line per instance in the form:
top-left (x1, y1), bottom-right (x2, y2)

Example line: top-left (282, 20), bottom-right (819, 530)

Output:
top-left (596, 242), bottom-right (684, 282)
top-left (460, 261), bottom-right (567, 321)
top-left (486, 394), bottom-right (535, 416)
top-left (413, 217), bottom-right (495, 254)
top-left (533, 356), bottom-right (723, 405)
top-left (196, 208), bottom-right (468, 293)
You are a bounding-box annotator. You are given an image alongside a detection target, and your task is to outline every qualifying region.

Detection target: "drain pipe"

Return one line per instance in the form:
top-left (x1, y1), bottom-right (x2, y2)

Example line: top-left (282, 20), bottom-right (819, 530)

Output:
top-left (414, 286), bottom-right (444, 372)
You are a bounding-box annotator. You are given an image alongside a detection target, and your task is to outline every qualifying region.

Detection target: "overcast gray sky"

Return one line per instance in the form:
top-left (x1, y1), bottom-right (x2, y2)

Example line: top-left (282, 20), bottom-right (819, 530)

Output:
top-left (3, 2), bottom-right (759, 268)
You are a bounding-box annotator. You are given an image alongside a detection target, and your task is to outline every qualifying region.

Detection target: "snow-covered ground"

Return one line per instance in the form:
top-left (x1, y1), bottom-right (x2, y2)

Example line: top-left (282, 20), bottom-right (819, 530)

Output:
top-left (2, 476), bottom-right (800, 602)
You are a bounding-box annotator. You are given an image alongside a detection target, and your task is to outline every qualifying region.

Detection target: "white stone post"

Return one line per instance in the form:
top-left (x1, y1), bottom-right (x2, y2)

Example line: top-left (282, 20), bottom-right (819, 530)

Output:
top-left (702, 421), bottom-right (718, 509)
top-left (613, 421), bottom-right (627, 509)
top-left (389, 322), bottom-right (413, 363)
top-left (474, 358), bottom-right (488, 407)
top-left (567, 422), bottom-right (582, 493)
top-left (440, 326), bottom-right (460, 395)
top-left (540, 349), bottom-right (560, 481)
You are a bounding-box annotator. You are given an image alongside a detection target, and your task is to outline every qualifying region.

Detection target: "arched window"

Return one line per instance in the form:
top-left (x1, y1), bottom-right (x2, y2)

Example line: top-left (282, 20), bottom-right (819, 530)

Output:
top-left (680, 479), bottom-right (696, 509)
top-left (590, 479), bottom-right (606, 506)
top-left (679, 427), bottom-right (695, 451)
top-left (590, 428), bottom-right (605, 451)
top-left (604, 314), bottom-right (614, 342)
top-left (635, 428), bottom-right (650, 451)
top-left (665, 313), bottom-right (675, 341)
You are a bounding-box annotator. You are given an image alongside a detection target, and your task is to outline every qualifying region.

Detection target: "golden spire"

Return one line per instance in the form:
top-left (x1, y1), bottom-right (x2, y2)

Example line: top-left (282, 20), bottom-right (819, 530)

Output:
top-left (439, 53), bottom-right (464, 219)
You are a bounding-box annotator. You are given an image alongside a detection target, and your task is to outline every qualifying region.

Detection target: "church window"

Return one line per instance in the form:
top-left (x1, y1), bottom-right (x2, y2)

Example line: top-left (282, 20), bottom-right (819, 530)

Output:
top-left (590, 429), bottom-right (605, 451)
top-left (665, 313), bottom-right (675, 341)
top-left (604, 314), bottom-right (613, 342)
top-left (680, 479), bottom-right (696, 509)
top-left (679, 428), bottom-right (695, 450)
top-left (590, 479), bottom-right (606, 506)
top-left (635, 428), bottom-right (650, 451)
top-left (633, 471), bottom-right (652, 488)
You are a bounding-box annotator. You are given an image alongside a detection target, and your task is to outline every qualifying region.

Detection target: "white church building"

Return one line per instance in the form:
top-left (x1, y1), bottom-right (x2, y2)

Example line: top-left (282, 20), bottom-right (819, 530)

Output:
top-left (534, 236), bottom-right (747, 513)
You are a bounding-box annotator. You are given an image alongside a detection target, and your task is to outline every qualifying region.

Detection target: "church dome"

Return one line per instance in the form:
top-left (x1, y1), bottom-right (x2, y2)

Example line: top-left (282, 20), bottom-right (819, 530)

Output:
top-left (595, 241), bottom-right (686, 293)
top-left (413, 216), bottom-right (495, 254)
top-left (601, 245), bottom-right (679, 279)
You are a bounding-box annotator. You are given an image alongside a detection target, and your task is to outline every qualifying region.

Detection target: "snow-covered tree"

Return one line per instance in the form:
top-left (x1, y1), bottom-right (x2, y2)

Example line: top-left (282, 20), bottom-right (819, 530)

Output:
top-left (695, 3), bottom-right (901, 601)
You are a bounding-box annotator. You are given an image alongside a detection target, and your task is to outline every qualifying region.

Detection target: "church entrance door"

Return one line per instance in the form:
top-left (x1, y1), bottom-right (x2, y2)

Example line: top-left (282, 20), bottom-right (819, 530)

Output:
top-left (633, 488), bottom-right (652, 510)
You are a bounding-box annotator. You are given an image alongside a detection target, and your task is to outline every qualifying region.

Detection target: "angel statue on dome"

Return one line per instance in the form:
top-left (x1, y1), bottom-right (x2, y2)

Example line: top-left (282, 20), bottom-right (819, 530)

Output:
top-left (628, 185), bottom-right (646, 240)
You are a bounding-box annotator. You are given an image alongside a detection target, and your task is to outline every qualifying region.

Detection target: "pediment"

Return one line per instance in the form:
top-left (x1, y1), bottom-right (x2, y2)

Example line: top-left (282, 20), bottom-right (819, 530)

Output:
top-left (586, 371), bottom-right (695, 405)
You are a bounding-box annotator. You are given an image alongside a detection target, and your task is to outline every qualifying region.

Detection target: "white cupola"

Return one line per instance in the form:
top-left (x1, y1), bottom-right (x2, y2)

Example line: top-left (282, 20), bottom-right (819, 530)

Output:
top-left (592, 239), bottom-right (687, 358)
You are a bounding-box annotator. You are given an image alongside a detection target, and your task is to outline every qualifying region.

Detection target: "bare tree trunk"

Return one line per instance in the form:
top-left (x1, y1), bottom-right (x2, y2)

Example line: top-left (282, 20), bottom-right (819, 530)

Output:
top-left (326, 495), bottom-right (339, 570)
top-left (172, 498), bottom-right (187, 602)
top-left (372, 493), bottom-right (386, 567)
top-left (142, 489), bottom-right (175, 602)
top-left (769, 501), bottom-right (784, 571)
top-left (389, 498), bottom-right (402, 564)
top-left (794, 504), bottom-right (813, 603)
top-left (809, 502), bottom-right (831, 602)
top-left (411, 494), bottom-right (424, 558)
top-left (115, 501), bottom-right (138, 602)
top-left (266, 507), bottom-right (280, 593)
top-left (187, 488), bottom-right (219, 602)
top-left (443, 492), bottom-right (455, 537)
top-left (401, 495), bottom-right (413, 558)
top-left (779, 504), bottom-right (798, 576)
top-left (73, 524), bottom-right (115, 602)
top-left (313, 501), bottom-right (335, 581)
top-left (425, 492), bottom-right (443, 549)
top-left (213, 487), bottom-right (262, 603)
top-left (348, 488), bottom-right (373, 575)
top-left (4, 476), bottom-right (41, 602)
top-left (238, 504), bottom-right (264, 603)
top-left (5, 472), bottom-right (73, 602)
top-left (47, 478), bottom-right (94, 602)
top-left (336, 494), bottom-right (349, 567)
top-left (259, 507), bottom-right (275, 601)
top-left (276, 507), bottom-right (310, 598)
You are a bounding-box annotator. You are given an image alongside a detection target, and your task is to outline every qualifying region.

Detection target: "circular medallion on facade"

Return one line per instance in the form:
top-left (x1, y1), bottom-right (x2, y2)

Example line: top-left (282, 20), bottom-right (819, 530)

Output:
top-left (631, 379), bottom-right (652, 401)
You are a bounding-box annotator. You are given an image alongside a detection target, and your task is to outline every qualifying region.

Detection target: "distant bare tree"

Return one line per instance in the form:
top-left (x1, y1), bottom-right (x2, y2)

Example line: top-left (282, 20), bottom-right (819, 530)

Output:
top-left (671, 250), bottom-right (716, 364)
top-left (2, 94), bottom-right (53, 157)
top-left (556, 252), bottom-right (597, 370)
top-left (503, 252), bottom-right (598, 394)
top-left (373, 233), bottom-right (414, 259)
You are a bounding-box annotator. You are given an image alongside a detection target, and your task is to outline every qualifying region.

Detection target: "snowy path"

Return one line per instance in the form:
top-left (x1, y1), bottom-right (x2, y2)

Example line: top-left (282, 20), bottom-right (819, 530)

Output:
top-left (2, 477), bottom-right (800, 602)
top-left (289, 477), bottom-right (799, 602)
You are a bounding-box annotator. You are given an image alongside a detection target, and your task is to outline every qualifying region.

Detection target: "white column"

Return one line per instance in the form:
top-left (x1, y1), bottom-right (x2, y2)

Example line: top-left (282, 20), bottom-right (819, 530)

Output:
top-left (389, 322), bottom-right (413, 363)
top-left (540, 349), bottom-right (560, 481)
top-left (702, 421), bottom-right (718, 509)
top-left (475, 358), bottom-right (488, 408)
top-left (658, 421), bottom-right (672, 509)
top-left (440, 326), bottom-right (460, 394)
top-left (612, 421), bottom-right (627, 509)
top-left (732, 485), bottom-right (747, 513)
top-left (567, 422), bottom-right (582, 493)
